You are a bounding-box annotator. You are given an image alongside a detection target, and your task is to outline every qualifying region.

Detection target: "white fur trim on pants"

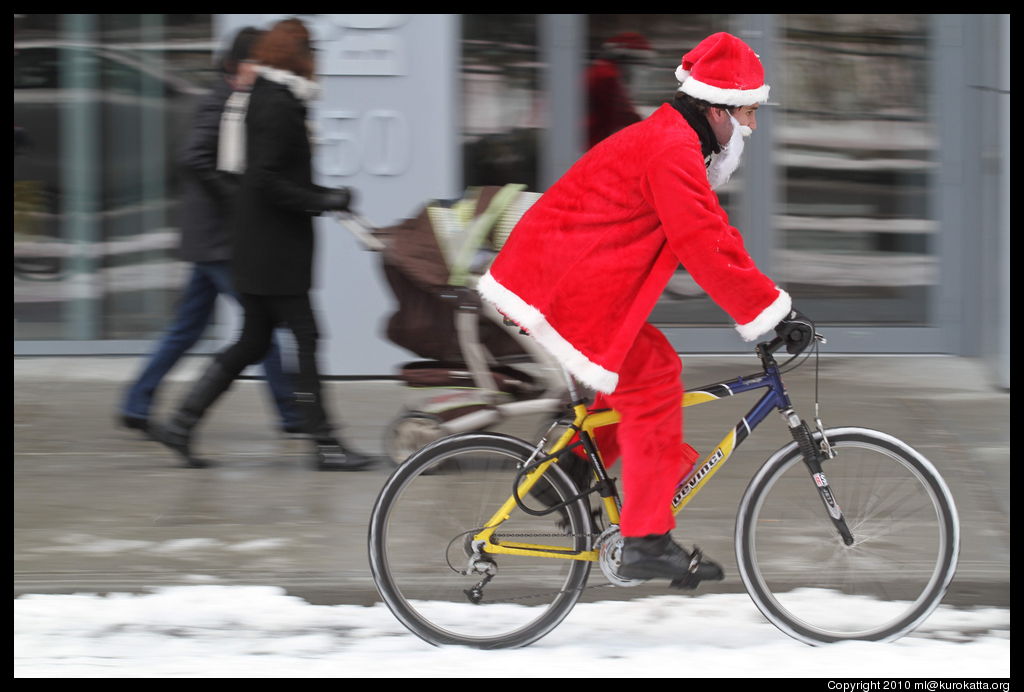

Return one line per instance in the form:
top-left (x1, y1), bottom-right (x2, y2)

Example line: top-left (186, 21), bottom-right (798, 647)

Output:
top-left (735, 288), bottom-right (792, 342)
top-left (477, 271), bottom-right (620, 394)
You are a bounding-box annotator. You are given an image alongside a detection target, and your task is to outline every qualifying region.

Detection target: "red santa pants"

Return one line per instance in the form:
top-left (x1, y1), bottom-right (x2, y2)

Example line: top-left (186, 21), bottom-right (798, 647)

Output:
top-left (587, 323), bottom-right (699, 537)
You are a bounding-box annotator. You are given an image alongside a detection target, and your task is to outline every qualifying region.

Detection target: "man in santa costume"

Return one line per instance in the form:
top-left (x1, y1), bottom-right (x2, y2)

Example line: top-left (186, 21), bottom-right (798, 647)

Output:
top-left (478, 32), bottom-right (810, 586)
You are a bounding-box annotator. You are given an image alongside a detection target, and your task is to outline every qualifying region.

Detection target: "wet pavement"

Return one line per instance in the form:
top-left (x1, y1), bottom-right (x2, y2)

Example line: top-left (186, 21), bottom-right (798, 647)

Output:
top-left (13, 353), bottom-right (1010, 608)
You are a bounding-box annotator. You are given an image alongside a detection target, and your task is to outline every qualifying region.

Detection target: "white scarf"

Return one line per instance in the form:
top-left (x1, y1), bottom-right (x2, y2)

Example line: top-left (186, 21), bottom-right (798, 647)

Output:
top-left (707, 114), bottom-right (752, 190)
top-left (255, 66), bottom-right (321, 104)
top-left (217, 67), bottom-right (321, 174)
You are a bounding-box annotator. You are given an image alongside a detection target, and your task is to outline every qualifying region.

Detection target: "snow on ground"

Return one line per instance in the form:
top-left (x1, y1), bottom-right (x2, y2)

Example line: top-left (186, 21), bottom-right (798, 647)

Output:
top-left (14, 585), bottom-right (1009, 678)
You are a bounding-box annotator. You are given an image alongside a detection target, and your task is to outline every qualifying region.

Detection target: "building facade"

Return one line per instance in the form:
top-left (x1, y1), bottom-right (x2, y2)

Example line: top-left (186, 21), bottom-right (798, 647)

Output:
top-left (13, 14), bottom-right (1009, 388)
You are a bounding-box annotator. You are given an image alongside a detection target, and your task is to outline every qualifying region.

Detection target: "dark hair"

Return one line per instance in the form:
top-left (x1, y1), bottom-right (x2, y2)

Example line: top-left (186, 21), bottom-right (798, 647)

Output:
top-left (220, 26), bottom-right (263, 76)
top-left (253, 18), bottom-right (314, 79)
top-left (672, 91), bottom-right (731, 116)
top-left (670, 91), bottom-right (722, 158)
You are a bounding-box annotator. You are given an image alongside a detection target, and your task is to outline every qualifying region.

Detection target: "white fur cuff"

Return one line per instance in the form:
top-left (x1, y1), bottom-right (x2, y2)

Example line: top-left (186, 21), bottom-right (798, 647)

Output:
top-left (735, 289), bottom-right (792, 342)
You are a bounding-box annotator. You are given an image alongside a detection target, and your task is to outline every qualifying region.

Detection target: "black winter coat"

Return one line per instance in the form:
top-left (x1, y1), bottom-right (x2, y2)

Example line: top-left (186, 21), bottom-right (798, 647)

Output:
top-left (177, 77), bottom-right (236, 263)
top-left (230, 74), bottom-right (333, 296)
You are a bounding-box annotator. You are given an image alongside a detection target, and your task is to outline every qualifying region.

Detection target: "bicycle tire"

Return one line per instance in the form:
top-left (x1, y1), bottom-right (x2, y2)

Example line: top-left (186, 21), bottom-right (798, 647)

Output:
top-left (368, 432), bottom-right (593, 648)
top-left (736, 427), bottom-right (959, 645)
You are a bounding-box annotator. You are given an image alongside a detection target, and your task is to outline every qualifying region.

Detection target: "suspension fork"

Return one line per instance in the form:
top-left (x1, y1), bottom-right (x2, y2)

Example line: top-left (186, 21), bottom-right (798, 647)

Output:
top-left (781, 408), bottom-right (854, 546)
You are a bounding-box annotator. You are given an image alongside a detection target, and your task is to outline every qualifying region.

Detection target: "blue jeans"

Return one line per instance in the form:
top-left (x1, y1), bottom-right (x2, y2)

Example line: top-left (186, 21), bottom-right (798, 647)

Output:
top-left (121, 261), bottom-right (301, 428)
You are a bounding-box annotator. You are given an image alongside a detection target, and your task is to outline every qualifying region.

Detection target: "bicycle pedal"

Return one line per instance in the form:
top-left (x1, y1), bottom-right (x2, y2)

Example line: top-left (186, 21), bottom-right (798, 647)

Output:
top-left (669, 546), bottom-right (724, 590)
top-left (669, 574), bottom-right (700, 590)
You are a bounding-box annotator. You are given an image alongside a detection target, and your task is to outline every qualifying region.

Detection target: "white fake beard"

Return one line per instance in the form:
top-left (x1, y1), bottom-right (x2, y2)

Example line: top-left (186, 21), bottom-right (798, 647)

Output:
top-left (707, 114), bottom-right (752, 190)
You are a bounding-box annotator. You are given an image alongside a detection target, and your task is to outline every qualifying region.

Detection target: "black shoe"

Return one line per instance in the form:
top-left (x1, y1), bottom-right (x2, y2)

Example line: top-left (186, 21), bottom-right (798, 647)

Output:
top-left (149, 362), bottom-right (234, 468)
top-left (120, 415), bottom-right (151, 435)
top-left (313, 439), bottom-right (374, 471)
top-left (150, 421), bottom-right (209, 468)
top-left (618, 533), bottom-right (724, 588)
top-left (281, 424), bottom-right (311, 439)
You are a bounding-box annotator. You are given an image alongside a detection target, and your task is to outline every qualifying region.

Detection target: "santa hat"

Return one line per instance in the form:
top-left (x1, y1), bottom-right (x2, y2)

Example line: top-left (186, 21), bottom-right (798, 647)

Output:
top-left (674, 32), bottom-right (770, 106)
top-left (602, 31), bottom-right (655, 61)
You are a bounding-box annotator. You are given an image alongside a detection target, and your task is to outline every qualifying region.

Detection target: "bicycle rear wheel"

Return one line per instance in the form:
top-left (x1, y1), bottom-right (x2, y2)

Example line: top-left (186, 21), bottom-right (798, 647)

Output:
top-left (368, 432), bottom-right (593, 649)
top-left (736, 427), bottom-right (959, 645)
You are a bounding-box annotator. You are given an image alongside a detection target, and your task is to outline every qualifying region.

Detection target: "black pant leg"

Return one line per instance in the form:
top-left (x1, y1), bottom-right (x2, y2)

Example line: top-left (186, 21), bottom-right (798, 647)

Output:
top-left (216, 293), bottom-right (278, 377)
top-left (267, 294), bottom-right (334, 439)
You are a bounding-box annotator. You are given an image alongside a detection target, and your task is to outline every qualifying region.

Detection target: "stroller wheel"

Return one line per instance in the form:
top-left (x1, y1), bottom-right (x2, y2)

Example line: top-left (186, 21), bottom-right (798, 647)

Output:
top-left (383, 412), bottom-right (445, 466)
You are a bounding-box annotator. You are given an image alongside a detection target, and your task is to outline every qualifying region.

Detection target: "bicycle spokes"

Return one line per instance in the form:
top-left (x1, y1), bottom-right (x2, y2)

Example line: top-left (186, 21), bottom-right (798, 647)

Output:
top-left (737, 429), bottom-right (958, 644)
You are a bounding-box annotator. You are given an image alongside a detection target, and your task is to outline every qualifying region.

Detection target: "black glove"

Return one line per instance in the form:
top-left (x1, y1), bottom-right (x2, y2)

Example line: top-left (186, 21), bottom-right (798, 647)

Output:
top-left (319, 187), bottom-right (354, 212)
top-left (774, 309), bottom-right (814, 354)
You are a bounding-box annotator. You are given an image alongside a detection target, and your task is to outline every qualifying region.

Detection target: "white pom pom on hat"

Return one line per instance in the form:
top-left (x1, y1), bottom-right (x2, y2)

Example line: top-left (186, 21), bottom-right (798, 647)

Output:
top-left (674, 32), bottom-right (770, 106)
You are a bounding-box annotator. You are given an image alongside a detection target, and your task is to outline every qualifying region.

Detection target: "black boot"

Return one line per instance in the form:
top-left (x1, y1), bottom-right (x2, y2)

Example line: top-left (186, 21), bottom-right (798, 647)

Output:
top-left (150, 420), bottom-right (207, 468)
top-left (151, 362), bottom-right (234, 468)
top-left (618, 533), bottom-right (724, 588)
top-left (119, 415), bottom-right (150, 433)
top-left (312, 436), bottom-right (374, 471)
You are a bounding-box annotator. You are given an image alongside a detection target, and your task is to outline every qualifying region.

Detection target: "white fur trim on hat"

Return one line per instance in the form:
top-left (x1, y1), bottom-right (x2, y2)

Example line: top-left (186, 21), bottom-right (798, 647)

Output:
top-left (477, 271), bottom-right (620, 394)
top-left (735, 288), bottom-right (792, 342)
top-left (679, 77), bottom-right (770, 106)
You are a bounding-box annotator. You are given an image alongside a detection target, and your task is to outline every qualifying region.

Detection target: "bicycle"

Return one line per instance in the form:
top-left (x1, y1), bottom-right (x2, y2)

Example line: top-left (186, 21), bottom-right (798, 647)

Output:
top-left (367, 327), bottom-right (960, 649)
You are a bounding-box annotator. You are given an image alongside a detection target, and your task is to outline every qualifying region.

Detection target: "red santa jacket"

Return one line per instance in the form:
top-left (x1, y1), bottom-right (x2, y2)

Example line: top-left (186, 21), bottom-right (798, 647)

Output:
top-left (477, 103), bottom-right (790, 395)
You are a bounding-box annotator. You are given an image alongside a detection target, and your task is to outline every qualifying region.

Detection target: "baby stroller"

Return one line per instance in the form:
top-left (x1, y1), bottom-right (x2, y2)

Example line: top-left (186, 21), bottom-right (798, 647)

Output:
top-left (337, 184), bottom-right (569, 466)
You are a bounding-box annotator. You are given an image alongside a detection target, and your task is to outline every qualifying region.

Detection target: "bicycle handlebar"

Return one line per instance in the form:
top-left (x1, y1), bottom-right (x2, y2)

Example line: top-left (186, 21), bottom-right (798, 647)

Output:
top-left (761, 326), bottom-right (825, 357)
top-left (762, 335), bottom-right (787, 354)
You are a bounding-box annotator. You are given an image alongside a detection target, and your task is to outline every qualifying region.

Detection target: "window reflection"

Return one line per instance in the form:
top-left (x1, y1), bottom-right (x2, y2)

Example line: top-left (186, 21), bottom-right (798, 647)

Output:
top-left (14, 13), bottom-right (944, 346)
top-left (13, 14), bottom-right (215, 340)
top-left (776, 14), bottom-right (934, 325)
top-left (461, 14), bottom-right (541, 191)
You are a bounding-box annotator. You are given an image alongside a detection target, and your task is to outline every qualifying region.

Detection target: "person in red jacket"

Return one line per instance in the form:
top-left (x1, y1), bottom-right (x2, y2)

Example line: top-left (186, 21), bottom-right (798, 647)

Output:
top-left (479, 32), bottom-right (808, 586)
top-left (585, 31), bottom-right (653, 149)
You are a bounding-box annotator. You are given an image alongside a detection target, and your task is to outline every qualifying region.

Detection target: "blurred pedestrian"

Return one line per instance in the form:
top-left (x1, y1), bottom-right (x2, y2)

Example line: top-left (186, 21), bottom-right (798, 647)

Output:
top-left (150, 18), bottom-right (370, 471)
top-left (119, 27), bottom-right (304, 437)
top-left (586, 31), bottom-right (653, 149)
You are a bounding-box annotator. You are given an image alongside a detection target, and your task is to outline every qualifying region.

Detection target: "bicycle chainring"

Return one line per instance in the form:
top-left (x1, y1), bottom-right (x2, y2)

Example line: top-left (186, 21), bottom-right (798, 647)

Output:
top-left (597, 526), bottom-right (646, 587)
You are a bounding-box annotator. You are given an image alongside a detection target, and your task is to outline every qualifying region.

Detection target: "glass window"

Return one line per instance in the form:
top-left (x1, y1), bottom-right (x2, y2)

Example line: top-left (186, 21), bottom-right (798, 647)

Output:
top-left (460, 14), bottom-right (541, 191)
top-left (13, 14), bottom-right (215, 341)
top-left (775, 14), bottom-right (934, 325)
top-left (585, 14), bottom-right (728, 141)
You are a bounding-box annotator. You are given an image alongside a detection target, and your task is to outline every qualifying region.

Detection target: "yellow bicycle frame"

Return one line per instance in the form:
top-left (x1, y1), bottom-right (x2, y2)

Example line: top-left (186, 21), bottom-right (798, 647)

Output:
top-left (472, 390), bottom-right (740, 563)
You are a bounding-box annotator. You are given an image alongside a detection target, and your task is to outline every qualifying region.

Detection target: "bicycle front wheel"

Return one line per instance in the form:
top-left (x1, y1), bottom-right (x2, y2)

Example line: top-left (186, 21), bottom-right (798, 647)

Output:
top-left (736, 427), bottom-right (959, 645)
top-left (368, 432), bottom-right (593, 649)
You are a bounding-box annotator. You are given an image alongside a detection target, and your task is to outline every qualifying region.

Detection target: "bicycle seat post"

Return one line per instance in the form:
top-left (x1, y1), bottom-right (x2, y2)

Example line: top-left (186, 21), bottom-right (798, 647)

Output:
top-left (561, 367), bottom-right (587, 407)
